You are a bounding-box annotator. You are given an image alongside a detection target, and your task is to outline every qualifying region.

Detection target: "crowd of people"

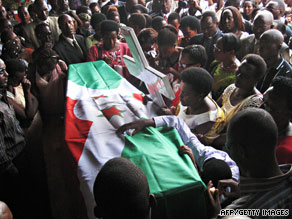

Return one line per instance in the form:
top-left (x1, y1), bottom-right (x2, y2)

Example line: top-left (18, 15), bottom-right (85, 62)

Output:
top-left (0, 0), bottom-right (292, 217)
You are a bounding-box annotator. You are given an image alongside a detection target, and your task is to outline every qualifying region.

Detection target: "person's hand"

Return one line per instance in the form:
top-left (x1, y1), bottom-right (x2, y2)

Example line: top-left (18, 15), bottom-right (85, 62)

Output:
top-left (157, 107), bottom-right (174, 115)
top-left (116, 119), bottom-right (155, 136)
top-left (22, 78), bottom-right (31, 92)
top-left (104, 55), bottom-right (113, 64)
top-left (178, 145), bottom-right (193, 157)
top-left (206, 180), bottom-right (221, 218)
top-left (217, 179), bottom-right (240, 199)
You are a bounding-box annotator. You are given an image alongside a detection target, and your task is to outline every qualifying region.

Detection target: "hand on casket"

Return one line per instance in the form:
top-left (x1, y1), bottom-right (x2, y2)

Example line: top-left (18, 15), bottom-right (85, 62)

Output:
top-left (116, 119), bottom-right (155, 136)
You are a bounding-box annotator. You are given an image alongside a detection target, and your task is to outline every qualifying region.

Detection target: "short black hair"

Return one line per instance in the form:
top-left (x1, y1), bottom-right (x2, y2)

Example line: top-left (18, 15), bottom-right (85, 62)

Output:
top-left (221, 33), bottom-right (241, 52)
top-left (242, 54), bottom-right (267, 80)
top-left (157, 27), bottom-right (177, 46)
top-left (225, 0), bottom-right (241, 9)
top-left (227, 108), bottom-right (278, 154)
top-left (201, 11), bottom-right (218, 23)
top-left (5, 59), bottom-right (26, 76)
top-left (35, 22), bottom-right (50, 36)
top-left (76, 5), bottom-right (90, 15)
top-left (138, 28), bottom-right (158, 46)
top-left (180, 67), bottom-right (213, 97)
top-left (163, 24), bottom-right (178, 36)
top-left (179, 16), bottom-right (200, 32)
top-left (271, 76), bottom-right (292, 112)
top-left (129, 13), bottom-right (146, 30)
top-left (143, 13), bottom-right (152, 27)
top-left (182, 45), bottom-right (207, 67)
top-left (94, 158), bottom-right (150, 219)
top-left (89, 2), bottom-right (99, 10)
top-left (100, 20), bottom-right (119, 34)
top-left (167, 12), bottom-right (180, 23)
top-left (130, 4), bottom-right (148, 13)
top-left (201, 158), bottom-right (232, 187)
top-left (152, 16), bottom-right (165, 32)
top-left (0, 30), bottom-right (13, 44)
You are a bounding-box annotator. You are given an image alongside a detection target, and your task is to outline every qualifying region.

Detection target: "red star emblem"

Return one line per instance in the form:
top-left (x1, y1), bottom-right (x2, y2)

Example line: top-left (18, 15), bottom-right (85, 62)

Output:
top-left (102, 106), bottom-right (126, 119)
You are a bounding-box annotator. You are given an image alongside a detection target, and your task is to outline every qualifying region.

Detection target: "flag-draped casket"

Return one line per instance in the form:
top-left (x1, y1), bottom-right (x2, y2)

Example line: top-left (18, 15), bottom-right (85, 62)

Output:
top-left (65, 61), bottom-right (207, 219)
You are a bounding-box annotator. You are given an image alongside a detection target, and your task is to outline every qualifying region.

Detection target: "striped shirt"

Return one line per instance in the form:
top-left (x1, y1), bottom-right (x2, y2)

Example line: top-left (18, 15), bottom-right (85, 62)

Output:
top-left (226, 165), bottom-right (292, 218)
top-left (0, 93), bottom-right (25, 174)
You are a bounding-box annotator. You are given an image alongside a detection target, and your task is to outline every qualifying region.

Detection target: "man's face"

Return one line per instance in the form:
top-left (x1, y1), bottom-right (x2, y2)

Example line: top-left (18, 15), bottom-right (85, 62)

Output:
top-left (60, 15), bottom-right (75, 38)
top-left (263, 87), bottom-right (291, 131)
top-left (36, 0), bottom-right (49, 21)
top-left (38, 25), bottom-right (52, 44)
top-left (0, 5), bottom-right (7, 19)
top-left (181, 26), bottom-right (197, 41)
top-left (259, 36), bottom-right (279, 61)
top-left (1, 20), bottom-right (13, 33)
top-left (252, 16), bottom-right (272, 40)
top-left (266, 1), bottom-right (281, 19)
top-left (19, 7), bottom-right (31, 24)
top-left (161, 0), bottom-right (171, 14)
top-left (0, 60), bottom-right (8, 88)
top-left (201, 16), bottom-right (218, 38)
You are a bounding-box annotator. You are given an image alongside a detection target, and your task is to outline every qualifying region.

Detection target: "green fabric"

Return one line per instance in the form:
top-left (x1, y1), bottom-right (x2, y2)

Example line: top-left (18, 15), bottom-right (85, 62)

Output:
top-left (68, 61), bottom-right (122, 90)
top-left (122, 126), bottom-right (207, 219)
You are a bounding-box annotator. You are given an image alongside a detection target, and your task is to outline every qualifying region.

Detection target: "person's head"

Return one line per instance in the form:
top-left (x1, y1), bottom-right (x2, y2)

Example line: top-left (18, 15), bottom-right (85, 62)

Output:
top-left (263, 76), bottom-right (292, 132)
top-left (90, 12), bottom-right (106, 32)
top-left (163, 24), bottom-right (178, 36)
top-left (35, 23), bottom-right (52, 45)
top-left (129, 13), bottom-right (146, 35)
top-left (0, 59), bottom-right (8, 88)
top-left (179, 16), bottom-right (200, 41)
top-left (242, 0), bottom-right (257, 17)
top-left (28, 4), bottom-right (37, 21)
top-left (48, 0), bottom-right (59, 11)
top-left (219, 6), bottom-right (245, 33)
top-left (107, 11), bottom-right (120, 24)
top-left (100, 20), bottom-right (119, 50)
top-left (179, 67), bottom-right (213, 106)
top-left (157, 28), bottom-right (177, 58)
top-left (152, 16), bottom-right (167, 33)
top-left (259, 29), bottom-right (283, 64)
top-left (225, 0), bottom-right (241, 9)
top-left (266, 0), bottom-right (285, 19)
top-left (200, 11), bottom-right (219, 38)
top-left (226, 108), bottom-right (278, 176)
top-left (1, 30), bottom-right (21, 44)
top-left (5, 59), bottom-right (26, 87)
top-left (18, 6), bottom-right (31, 24)
top-left (273, 20), bottom-right (286, 36)
top-left (58, 0), bottom-right (70, 12)
top-left (179, 45), bottom-right (207, 71)
top-left (76, 5), bottom-right (92, 16)
top-left (58, 14), bottom-right (75, 38)
top-left (252, 10), bottom-right (273, 40)
top-left (90, 2), bottom-right (101, 14)
top-left (214, 33), bottom-right (240, 62)
top-left (0, 201), bottom-right (13, 219)
top-left (0, 5), bottom-right (6, 19)
top-left (126, 0), bottom-right (138, 13)
top-left (201, 158), bottom-right (232, 187)
top-left (130, 4), bottom-right (148, 14)
top-left (35, 47), bottom-right (59, 74)
top-left (143, 13), bottom-right (152, 27)
top-left (93, 158), bottom-right (156, 219)
top-left (1, 39), bottom-right (23, 60)
top-left (167, 12), bottom-right (180, 31)
top-left (34, 0), bottom-right (49, 21)
top-left (138, 28), bottom-right (158, 52)
top-left (0, 18), bottom-right (12, 34)
top-left (235, 54), bottom-right (266, 90)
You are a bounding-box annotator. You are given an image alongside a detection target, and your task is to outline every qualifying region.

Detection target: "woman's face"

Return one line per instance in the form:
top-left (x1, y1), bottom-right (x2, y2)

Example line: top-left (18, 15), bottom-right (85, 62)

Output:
top-left (243, 1), bottom-right (254, 16)
top-left (214, 38), bottom-right (225, 61)
top-left (234, 60), bottom-right (257, 90)
top-left (222, 9), bottom-right (235, 32)
top-left (179, 81), bottom-right (200, 107)
top-left (103, 31), bottom-right (118, 51)
top-left (8, 70), bottom-right (25, 87)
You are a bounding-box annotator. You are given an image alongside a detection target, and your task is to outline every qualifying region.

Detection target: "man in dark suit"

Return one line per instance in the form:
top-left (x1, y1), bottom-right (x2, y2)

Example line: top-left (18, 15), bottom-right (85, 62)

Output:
top-left (54, 14), bottom-right (88, 65)
top-left (189, 11), bottom-right (222, 71)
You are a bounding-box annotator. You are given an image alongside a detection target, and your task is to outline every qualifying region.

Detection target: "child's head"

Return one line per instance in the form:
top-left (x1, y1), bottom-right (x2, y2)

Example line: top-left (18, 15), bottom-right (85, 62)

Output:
top-left (201, 158), bottom-right (232, 187)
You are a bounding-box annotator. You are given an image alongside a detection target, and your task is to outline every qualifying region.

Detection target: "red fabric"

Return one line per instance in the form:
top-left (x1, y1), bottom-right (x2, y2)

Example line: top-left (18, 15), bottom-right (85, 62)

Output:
top-left (276, 136), bottom-right (292, 164)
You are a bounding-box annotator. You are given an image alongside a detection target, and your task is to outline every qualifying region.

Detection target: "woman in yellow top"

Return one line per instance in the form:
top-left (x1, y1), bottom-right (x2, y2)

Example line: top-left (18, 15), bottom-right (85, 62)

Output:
top-left (215, 54), bottom-right (267, 147)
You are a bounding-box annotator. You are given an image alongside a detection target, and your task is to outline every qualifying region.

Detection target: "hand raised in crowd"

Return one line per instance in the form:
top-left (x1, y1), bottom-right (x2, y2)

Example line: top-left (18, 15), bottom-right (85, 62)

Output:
top-left (116, 119), bottom-right (155, 136)
top-left (22, 77), bottom-right (31, 92)
top-left (206, 180), bottom-right (221, 218)
top-left (217, 179), bottom-right (240, 199)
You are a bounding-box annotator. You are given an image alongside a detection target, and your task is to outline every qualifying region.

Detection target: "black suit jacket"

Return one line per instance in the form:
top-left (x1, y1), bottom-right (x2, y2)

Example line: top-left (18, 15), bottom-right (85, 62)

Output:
top-left (54, 34), bottom-right (88, 65)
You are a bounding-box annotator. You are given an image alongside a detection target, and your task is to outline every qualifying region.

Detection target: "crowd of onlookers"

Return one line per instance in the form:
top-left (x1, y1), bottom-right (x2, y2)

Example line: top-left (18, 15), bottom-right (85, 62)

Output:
top-left (0, 0), bottom-right (292, 217)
